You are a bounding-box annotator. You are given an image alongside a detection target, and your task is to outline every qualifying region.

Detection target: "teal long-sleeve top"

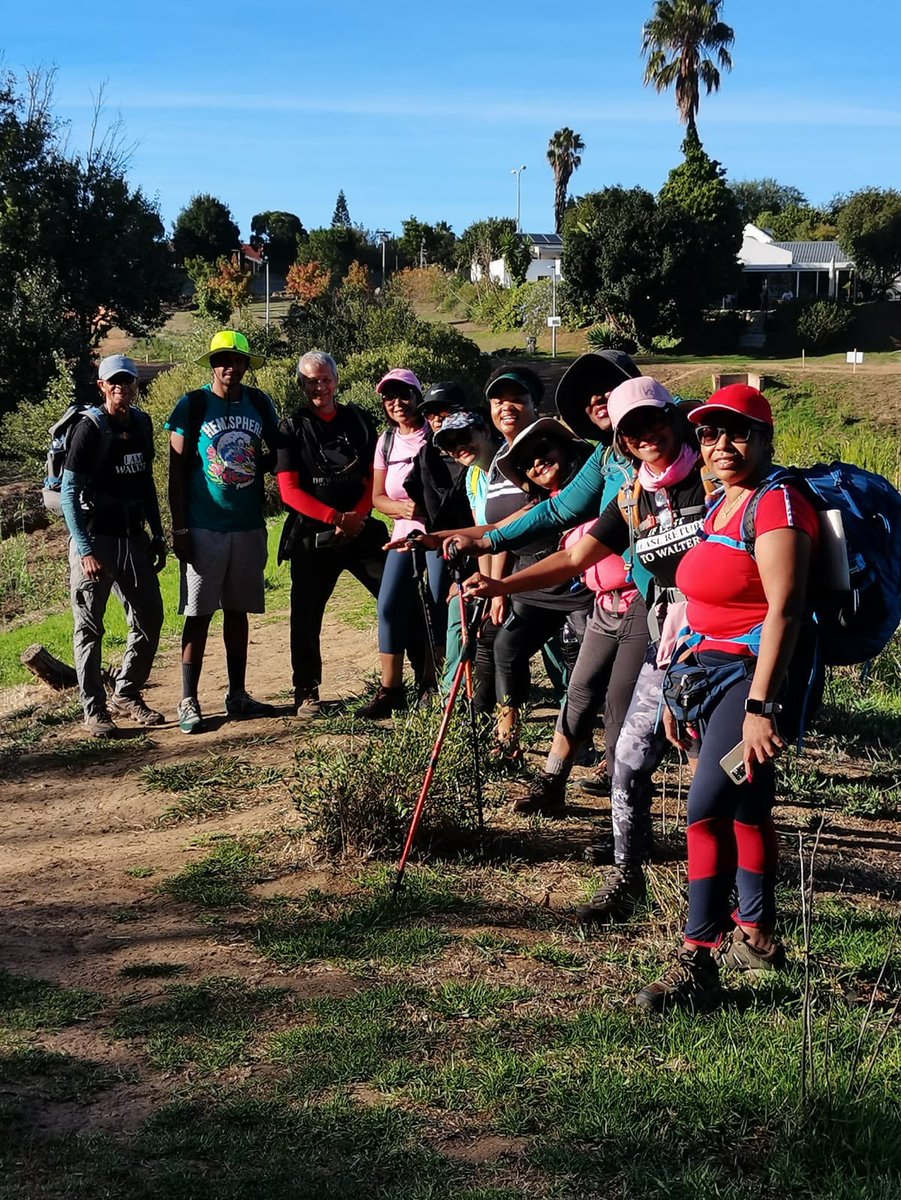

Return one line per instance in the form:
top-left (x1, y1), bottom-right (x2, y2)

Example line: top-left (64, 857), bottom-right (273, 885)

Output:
top-left (483, 443), bottom-right (654, 599)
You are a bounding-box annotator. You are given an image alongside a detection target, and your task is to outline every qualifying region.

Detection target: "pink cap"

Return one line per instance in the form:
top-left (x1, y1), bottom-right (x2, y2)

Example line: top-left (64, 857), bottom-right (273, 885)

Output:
top-left (376, 368), bottom-right (423, 397)
top-left (688, 383), bottom-right (773, 427)
top-left (607, 377), bottom-right (675, 430)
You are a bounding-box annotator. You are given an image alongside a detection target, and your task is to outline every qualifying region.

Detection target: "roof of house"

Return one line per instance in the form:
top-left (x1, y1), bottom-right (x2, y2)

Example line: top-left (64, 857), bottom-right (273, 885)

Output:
top-left (525, 233), bottom-right (563, 247)
top-left (771, 240), bottom-right (852, 266)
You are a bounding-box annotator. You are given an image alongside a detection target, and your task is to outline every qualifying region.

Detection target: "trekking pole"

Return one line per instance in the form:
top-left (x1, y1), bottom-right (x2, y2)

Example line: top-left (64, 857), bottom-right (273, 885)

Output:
top-left (391, 585), bottom-right (486, 900)
top-left (408, 535), bottom-right (439, 687)
top-left (453, 559), bottom-right (485, 845)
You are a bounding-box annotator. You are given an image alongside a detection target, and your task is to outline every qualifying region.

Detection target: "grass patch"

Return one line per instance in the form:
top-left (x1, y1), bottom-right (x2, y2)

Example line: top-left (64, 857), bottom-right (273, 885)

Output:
top-left (123, 866), bottom-right (156, 879)
top-left (142, 753), bottom-right (284, 823)
top-left (48, 734), bottom-right (154, 765)
top-left (159, 838), bottom-right (264, 909)
top-left (0, 695), bottom-right (82, 775)
top-left (0, 970), bottom-right (106, 1032)
top-left (0, 1043), bottom-right (135, 1116)
top-left (112, 976), bottom-right (291, 1071)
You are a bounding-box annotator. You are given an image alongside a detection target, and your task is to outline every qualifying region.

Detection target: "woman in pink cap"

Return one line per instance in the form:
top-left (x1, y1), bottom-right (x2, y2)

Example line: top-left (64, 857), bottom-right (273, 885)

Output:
top-left (359, 368), bottom-right (439, 717)
top-left (462, 377), bottom-right (713, 922)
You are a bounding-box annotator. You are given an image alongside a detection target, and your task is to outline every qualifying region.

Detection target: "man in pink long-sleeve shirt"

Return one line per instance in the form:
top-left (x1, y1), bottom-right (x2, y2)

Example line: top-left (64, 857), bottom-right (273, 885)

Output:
top-left (275, 350), bottom-right (385, 713)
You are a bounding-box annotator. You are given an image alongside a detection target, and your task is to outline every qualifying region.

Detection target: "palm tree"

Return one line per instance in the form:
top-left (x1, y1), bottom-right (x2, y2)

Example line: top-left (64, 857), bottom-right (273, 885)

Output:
top-left (641, 1), bottom-right (734, 136)
top-left (546, 128), bottom-right (585, 235)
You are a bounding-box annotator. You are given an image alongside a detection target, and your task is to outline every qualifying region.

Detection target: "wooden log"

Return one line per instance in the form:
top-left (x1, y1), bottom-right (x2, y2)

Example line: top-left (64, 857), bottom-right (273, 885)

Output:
top-left (20, 644), bottom-right (78, 690)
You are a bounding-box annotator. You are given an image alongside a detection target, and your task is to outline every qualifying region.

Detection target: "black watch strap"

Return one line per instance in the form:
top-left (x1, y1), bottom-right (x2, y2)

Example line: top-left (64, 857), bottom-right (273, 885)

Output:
top-left (744, 698), bottom-right (783, 716)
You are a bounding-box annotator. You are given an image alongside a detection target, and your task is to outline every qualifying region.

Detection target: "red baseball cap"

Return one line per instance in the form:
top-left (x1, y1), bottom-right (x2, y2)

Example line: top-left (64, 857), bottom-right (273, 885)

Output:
top-left (688, 383), bottom-right (773, 428)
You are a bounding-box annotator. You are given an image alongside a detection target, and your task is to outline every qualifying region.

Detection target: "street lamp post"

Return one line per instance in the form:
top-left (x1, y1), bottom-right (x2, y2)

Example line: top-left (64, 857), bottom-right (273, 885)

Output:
top-left (263, 256), bottom-right (270, 327)
top-left (375, 229), bottom-right (391, 288)
top-left (511, 165), bottom-right (527, 233)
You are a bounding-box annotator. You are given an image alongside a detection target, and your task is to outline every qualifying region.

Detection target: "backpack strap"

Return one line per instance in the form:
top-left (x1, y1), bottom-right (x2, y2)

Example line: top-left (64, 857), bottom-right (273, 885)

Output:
top-left (379, 428), bottom-right (396, 466)
top-left (185, 388), bottom-right (209, 463)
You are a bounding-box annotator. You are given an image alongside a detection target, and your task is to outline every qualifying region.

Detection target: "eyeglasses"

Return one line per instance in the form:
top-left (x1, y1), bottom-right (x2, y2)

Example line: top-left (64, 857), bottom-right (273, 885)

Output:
top-left (444, 438), bottom-right (476, 454)
top-left (696, 423), bottom-right (755, 446)
top-left (104, 376), bottom-right (136, 390)
top-left (617, 412), bottom-right (671, 442)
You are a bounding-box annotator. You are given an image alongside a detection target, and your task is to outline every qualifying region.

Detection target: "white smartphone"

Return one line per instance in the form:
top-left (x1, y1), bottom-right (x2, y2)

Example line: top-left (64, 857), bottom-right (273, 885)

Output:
top-left (719, 741), bottom-right (749, 785)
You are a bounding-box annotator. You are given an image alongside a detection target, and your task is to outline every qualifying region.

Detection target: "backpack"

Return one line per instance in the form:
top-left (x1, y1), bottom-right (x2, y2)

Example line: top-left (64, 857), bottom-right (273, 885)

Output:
top-left (42, 404), bottom-right (151, 512)
top-left (737, 463), bottom-right (901, 666)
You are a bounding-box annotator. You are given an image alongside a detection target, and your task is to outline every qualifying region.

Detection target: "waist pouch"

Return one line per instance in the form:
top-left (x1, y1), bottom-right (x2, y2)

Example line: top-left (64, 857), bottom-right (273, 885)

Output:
top-left (662, 654), bottom-right (753, 725)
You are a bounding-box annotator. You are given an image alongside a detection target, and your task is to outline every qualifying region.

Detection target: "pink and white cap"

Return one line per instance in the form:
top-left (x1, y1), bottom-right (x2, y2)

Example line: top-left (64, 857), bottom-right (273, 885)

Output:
top-left (376, 368), bottom-right (423, 397)
top-left (607, 377), bottom-right (675, 430)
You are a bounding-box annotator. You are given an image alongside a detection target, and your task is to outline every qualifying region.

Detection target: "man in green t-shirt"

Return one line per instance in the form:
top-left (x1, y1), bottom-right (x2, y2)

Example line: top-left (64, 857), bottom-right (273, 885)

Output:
top-left (166, 330), bottom-right (279, 734)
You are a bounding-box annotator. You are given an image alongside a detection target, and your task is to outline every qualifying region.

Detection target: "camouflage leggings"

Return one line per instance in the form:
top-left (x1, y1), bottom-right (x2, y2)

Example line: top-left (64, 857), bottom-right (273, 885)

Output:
top-left (610, 657), bottom-right (668, 866)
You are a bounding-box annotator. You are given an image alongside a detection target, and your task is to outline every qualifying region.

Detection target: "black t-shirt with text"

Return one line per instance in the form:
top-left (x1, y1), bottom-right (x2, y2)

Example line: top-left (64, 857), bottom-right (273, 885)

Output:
top-left (276, 403), bottom-right (377, 528)
top-left (65, 409), bottom-right (155, 538)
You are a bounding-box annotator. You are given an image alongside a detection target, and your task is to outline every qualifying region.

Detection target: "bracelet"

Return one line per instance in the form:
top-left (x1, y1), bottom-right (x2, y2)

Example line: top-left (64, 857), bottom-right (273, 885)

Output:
top-left (172, 527), bottom-right (190, 537)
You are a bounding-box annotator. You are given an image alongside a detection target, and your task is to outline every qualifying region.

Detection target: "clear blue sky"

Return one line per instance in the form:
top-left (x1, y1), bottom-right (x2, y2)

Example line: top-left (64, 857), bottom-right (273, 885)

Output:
top-left (4, 0), bottom-right (900, 240)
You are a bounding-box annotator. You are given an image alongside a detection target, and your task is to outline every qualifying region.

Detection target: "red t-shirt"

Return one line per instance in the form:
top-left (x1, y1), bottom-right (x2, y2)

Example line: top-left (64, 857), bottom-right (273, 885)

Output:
top-left (676, 484), bottom-right (819, 655)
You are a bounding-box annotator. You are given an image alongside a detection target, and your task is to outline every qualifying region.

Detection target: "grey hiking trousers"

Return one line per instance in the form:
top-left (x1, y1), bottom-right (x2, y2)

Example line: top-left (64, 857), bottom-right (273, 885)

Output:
top-left (610, 655), bottom-right (669, 866)
top-left (69, 534), bottom-right (163, 719)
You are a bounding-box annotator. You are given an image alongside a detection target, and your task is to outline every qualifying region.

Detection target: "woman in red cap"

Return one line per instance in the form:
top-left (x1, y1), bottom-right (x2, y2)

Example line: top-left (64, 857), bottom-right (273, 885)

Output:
top-left (360, 368), bottom-right (438, 717)
top-left (634, 384), bottom-right (821, 1013)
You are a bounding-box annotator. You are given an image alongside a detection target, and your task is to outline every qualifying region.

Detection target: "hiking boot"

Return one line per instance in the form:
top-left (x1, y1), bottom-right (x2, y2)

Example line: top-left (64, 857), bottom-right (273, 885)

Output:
top-left (109, 694), bottom-right (165, 727)
top-left (225, 690), bottom-right (275, 719)
top-left (574, 865), bottom-right (646, 925)
top-left (573, 739), bottom-right (600, 768)
top-left (579, 764), bottom-right (610, 797)
top-left (582, 836), bottom-right (615, 866)
top-left (84, 711), bottom-right (117, 739)
top-left (294, 688), bottom-right (321, 716)
top-left (635, 947), bottom-right (722, 1014)
top-left (177, 696), bottom-right (204, 734)
top-left (511, 773), bottom-right (567, 816)
top-left (357, 686), bottom-right (407, 719)
top-left (715, 926), bottom-right (787, 973)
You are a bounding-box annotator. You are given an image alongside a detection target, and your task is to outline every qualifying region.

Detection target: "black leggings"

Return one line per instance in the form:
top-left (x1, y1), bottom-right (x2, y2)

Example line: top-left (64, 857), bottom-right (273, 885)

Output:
top-left (480, 600), bottom-right (571, 710)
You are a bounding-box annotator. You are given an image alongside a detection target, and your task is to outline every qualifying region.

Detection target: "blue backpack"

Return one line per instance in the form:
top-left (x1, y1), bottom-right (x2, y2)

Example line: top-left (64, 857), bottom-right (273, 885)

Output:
top-left (739, 462), bottom-right (901, 666)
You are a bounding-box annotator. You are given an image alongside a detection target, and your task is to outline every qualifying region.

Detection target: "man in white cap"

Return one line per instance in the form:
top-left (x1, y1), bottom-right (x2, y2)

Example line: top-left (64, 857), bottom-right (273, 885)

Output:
top-left (60, 354), bottom-right (166, 737)
top-left (166, 330), bottom-right (279, 733)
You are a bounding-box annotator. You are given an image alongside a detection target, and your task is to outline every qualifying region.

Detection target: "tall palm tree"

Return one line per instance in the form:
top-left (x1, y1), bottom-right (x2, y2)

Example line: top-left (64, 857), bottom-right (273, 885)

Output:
top-left (547, 128), bottom-right (585, 235)
top-left (641, 1), bottom-right (734, 136)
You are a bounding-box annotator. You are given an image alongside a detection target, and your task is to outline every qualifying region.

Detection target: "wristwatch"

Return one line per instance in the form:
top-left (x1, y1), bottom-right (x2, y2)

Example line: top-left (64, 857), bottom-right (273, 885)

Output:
top-left (744, 698), bottom-right (783, 716)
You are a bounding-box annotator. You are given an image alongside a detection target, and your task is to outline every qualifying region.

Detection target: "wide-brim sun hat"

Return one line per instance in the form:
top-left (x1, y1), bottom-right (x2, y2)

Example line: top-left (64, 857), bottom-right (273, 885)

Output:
top-left (607, 377), bottom-right (676, 431)
top-left (197, 330), bottom-right (265, 369)
top-left (496, 416), bottom-right (592, 491)
top-left (555, 351), bottom-right (641, 440)
top-left (376, 368), bottom-right (423, 398)
top-left (688, 383), bottom-right (774, 428)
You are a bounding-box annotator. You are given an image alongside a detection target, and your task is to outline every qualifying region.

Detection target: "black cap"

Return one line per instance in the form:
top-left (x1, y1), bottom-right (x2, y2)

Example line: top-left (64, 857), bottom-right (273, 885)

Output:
top-left (555, 351), bottom-right (641, 441)
top-left (417, 381), bottom-right (469, 415)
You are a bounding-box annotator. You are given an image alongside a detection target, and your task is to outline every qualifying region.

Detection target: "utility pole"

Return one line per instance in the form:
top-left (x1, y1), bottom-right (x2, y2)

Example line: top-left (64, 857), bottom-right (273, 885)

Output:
top-left (263, 256), bottom-right (270, 327)
top-left (375, 230), bottom-right (390, 288)
top-left (420, 237), bottom-right (426, 268)
top-left (511, 165), bottom-right (527, 233)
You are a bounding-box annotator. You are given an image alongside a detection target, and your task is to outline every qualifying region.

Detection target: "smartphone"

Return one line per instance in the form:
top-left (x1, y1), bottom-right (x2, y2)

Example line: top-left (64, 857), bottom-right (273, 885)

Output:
top-left (719, 741), bottom-right (749, 785)
top-left (314, 530), bottom-right (337, 549)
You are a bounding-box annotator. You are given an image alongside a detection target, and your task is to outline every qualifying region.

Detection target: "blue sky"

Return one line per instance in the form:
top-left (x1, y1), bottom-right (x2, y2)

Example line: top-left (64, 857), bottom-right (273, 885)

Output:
top-left (4, 0), bottom-right (900, 240)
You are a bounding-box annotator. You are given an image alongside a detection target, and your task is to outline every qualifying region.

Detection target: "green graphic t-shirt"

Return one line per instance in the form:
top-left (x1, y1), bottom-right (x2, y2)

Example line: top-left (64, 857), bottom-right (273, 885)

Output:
top-left (166, 385), bottom-right (278, 531)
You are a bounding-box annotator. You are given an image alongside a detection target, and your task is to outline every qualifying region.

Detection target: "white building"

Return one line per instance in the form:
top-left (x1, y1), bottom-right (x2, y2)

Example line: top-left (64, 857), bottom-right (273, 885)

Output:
top-left (738, 223), bottom-right (854, 303)
top-left (472, 233), bottom-right (564, 287)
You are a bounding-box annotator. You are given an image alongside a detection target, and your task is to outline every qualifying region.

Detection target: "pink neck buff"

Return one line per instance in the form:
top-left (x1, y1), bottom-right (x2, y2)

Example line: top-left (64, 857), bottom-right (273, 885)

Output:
top-left (637, 442), bottom-right (699, 492)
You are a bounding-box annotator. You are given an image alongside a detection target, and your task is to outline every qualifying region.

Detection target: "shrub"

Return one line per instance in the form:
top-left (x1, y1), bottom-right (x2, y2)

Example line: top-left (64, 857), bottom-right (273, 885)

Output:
top-left (586, 324), bottom-right (638, 354)
top-left (388, 265), bottom-right (452, 307)
top-left (796, 300), bottom-right (855, 350)
top-left (290, 705), bottom-right (483, 857)
top-left (0, 352), bottom-right (76, 477)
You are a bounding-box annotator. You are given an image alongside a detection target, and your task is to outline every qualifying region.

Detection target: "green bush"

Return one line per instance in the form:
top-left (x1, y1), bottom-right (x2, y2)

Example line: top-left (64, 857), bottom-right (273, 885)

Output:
top-left (0, 353), bottom-right (76, 476)
top-left (796, 299), bottom-right (856, 350)
top-left (586, 324), bottom-right (638, 354)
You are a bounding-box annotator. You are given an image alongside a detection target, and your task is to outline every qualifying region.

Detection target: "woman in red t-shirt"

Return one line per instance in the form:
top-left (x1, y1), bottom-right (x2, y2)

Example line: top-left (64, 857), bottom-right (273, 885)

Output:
top-left (636, 384), bottom-right (821, 1015)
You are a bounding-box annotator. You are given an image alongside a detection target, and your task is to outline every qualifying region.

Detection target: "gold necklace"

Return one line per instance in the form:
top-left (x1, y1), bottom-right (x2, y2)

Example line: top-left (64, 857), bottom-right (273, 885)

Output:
top-left (716, 489), bottom-right (750, 527)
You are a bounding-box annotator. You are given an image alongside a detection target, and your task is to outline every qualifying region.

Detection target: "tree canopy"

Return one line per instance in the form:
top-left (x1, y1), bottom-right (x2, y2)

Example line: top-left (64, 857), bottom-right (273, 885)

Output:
top-left (456, 218), bottom-right (517, 275)
top-left (249, 211), bottom-right (306, 273)
top-left (397, 217), bottom-right (457, 269)
top-left (837, 188), bottom-right (901, 293)
top-left (331, 189), bottom-right (352, 228)
top-left (730, 177), bottom-right (807, 225)
top-left (641, 0), bottom-right (734, 135)
top-left (171, 193), bottom-right (240, 265)
top-left (547, 128), bottom-right (585, 235)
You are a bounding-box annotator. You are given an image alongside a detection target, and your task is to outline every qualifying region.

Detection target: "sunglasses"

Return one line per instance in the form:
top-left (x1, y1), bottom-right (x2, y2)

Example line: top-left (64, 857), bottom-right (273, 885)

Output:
top-left (696, 423), bottom-right (755, 446)
top-left (617, 411), bottom-right (672, 441)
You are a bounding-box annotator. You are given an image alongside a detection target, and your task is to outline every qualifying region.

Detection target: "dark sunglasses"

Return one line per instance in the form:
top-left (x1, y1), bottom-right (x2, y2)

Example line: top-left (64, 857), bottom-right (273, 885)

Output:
top-left (617, 410), bottom-right (672, 441)
top-left (696, 423), bottom-right (755, 446)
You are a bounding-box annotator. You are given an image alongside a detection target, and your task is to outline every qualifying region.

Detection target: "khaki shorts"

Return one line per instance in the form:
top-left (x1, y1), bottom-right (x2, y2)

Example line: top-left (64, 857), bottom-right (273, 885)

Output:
top-left (179, 526), bottom-right (268, 616)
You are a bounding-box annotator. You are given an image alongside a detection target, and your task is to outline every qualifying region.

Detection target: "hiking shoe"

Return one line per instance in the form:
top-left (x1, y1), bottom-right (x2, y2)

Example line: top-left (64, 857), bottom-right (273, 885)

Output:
top-left (716, 927), bottom-right (787, 973)
top-left (573, 739), bottom-right (600, 768)
top-left (487, 741), bottom-right (528, 775)
top-left (294, 688), bottom-right (321, 716)
top-left (511, 773), bottom-right (567, 815)
top-left (109, 694), bottom-right (165, 726)
top-left (84, 711), bottom-right (117, 739)
top-left (582, 836), bottom-right (615, 866)
top-left (177, 696), bottom-right (204, 734)
top-left (579, 764), bottom-right (610, 797)
top-left (225, 690), bottom-right (275, 718)
top-left (357, 686), bottom-right (407, 719)
top-left (635, 947), bottom-right (722, 1014)
top-left (574, 865), bottom-right (646, 925)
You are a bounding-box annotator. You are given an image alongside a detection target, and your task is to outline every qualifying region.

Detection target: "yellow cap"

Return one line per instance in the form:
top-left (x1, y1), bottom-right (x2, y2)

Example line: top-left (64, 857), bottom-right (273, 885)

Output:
top-left (196, 329), bottom-right (265, 369)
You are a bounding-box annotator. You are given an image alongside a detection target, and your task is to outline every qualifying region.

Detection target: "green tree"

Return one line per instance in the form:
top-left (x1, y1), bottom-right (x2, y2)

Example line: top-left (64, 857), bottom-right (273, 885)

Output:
top-left (171, 193), bottom-right (240, 264)
top-left (249, 211), bottom-right (306, 273)
top-left (331, 189), bottom-right (352, 228)
top-left (730, 177), bottom-right (807, 225)
top-left (658, 129), bottom-right (743, 330)
top-left (397, 217), bottom-right (457, 268)
top-left (501, 232), bottom-right (533, 286)
top-left (641, 0), bottom-right (735, 136)
top-left (185, 255), bottom-right (252, 322)
top-left (456, 217), bottom-right (517, 275)
top-left (836, 188), bottom-right (901, 293)
top-left (296, 226), bottom-right (378, 283)
top-left (754, 204), bottom-right (837, 241)
top-left (546, 128), bottom-right (585, 235)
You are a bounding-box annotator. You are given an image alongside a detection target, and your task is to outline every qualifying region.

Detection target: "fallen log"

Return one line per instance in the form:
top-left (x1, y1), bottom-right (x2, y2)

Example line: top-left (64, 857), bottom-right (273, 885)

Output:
top-left (20, 644), bottom-right (78, 690)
